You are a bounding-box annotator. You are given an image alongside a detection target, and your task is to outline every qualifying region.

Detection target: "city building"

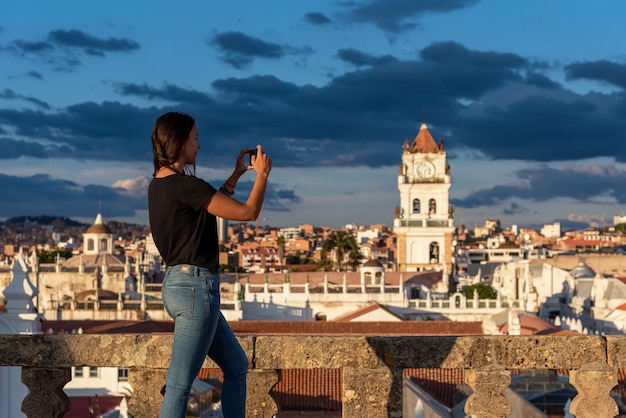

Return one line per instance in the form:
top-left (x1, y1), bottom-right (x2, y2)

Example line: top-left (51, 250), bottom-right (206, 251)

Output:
top-left (393, 124), bottom-right (455, 288)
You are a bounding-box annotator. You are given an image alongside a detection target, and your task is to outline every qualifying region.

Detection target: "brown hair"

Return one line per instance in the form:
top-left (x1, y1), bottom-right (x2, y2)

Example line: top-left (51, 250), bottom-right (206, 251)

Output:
top-left (151, 111), bottom-right (196, 176)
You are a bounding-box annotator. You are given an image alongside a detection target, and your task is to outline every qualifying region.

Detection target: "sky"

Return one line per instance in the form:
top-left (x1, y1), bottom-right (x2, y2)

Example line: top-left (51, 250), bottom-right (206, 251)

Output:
top-left (1, 0), bottom-right (626, 231)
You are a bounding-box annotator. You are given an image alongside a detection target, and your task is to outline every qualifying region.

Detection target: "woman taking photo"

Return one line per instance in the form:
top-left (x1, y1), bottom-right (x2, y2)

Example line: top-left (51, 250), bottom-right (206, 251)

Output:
top-left (148, 111), bottom-right (272, 418)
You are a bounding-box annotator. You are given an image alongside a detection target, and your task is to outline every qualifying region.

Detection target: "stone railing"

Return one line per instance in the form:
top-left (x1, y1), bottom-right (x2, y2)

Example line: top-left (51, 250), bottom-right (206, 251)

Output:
top-left (0, 334), bottom-right (624, 418)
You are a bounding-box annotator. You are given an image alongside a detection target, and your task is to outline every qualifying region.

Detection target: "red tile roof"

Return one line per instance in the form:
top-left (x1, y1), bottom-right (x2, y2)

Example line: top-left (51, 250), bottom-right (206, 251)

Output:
top-left (410, 124), bottom-right (441, 153)
top-left (42, 319), bottom-right (484, 336)
top-left (331, 302), bottom-right (405, 322)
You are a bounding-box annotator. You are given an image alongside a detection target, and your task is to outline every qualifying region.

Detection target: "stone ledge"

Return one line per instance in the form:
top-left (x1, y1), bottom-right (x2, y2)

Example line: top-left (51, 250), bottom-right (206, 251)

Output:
top-left (0, 334), bottom-right (622, 418)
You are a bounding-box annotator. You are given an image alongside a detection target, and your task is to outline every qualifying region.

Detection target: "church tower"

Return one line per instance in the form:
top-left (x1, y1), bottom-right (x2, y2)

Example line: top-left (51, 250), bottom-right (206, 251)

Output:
top-left (394, 124), bottom-right (455, 289)
top-left (83, 213), bottom-right (114, 255)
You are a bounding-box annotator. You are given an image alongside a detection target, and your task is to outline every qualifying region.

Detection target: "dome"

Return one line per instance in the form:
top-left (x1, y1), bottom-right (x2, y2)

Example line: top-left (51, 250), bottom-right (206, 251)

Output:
top-left (569, 262), bottom-right (595, 279)
top-left (85, 213), bottom-right (112, 234)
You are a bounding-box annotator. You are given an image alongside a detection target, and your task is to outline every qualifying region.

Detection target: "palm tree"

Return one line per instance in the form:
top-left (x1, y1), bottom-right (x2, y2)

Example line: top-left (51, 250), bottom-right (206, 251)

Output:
top-left (321, 230), bottom-right (359, 271)
top-left (277, 235), bottom-right (286, 270)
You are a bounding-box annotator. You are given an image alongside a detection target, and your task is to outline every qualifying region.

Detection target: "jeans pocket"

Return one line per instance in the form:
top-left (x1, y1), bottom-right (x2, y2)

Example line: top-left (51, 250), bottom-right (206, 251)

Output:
top-left (163, 285), bottom-right (195, 318)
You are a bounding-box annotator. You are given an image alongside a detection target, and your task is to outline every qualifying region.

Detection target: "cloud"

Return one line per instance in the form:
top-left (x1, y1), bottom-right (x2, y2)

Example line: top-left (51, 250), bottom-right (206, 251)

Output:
top-left (211, 31), bottom-right (285, 69)
top-left (1, 41), bottom-right (625, 174)
top-left (2, 29), bottom-right (140, 71)
top-left (452, 163), bottom-right (626, 209)
top-left (0, 88), bottom-right (50, 109)
top-left (0, 173), bottom-right (146, 218)
top-left (565, 60), bottom-right (626, 90)
top-left (340, 0), bottom-right (481, 33)
top-left (47, 29), bottom-right (140, 56)
top-left (112, 176), bottom-right (150, 197)
top-left (336, 48), bottom-right (398, 67)
top-left (303, 12), bottom-right (333, 25)
top-left (0, 168), bottom-right (303, 220)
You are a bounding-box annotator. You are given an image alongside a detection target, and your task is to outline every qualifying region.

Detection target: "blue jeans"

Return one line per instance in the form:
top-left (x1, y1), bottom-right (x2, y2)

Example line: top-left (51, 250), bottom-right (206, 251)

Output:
top-left (160, 265), bottom-right (248, 418)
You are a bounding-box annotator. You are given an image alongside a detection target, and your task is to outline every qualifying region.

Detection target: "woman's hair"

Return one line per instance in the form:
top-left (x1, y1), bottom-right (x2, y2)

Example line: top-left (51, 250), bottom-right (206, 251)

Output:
top-left (151, 111), bottom-right (196, 176)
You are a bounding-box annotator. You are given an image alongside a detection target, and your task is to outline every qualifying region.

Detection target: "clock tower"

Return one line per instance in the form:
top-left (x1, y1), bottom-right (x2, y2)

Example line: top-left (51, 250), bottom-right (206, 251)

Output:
top-left (394, 124), bottom-right (455, 291)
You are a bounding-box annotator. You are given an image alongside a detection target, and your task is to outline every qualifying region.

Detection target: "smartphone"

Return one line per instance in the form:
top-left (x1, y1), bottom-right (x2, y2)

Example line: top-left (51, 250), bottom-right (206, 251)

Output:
top-left (247, 149), bottom-right (257, 165)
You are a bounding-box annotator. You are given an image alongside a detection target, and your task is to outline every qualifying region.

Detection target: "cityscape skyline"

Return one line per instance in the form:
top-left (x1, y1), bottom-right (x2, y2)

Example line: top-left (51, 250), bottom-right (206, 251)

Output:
top-left (1, 1), bottom-right (626, 230)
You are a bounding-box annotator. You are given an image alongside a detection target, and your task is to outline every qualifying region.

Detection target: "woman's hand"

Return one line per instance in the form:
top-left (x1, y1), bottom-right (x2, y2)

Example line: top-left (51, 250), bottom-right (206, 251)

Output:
top-left (235, 148), bottom-right (255, 175)
top-left (251, 145), bottom-right (272, 177)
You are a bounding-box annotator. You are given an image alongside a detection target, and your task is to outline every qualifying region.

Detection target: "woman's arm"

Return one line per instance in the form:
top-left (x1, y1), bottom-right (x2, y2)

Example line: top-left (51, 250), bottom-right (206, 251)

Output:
top-left (205, 145), bottom-right (272, 221)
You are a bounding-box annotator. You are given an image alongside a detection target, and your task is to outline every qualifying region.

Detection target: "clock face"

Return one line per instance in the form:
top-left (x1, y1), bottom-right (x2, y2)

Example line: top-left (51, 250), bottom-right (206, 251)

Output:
top-left (415, 161), bottom-right (435, 178)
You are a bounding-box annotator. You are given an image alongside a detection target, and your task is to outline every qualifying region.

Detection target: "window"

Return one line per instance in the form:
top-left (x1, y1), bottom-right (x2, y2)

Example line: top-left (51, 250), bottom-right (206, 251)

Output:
top-left (429, 242), bottom-right (439, 263)
top-left (74, 367), bottom-right (84, 378)
top-left (429, 199), bottom-right (437, 214)
top-left (87, 239), bottom-right (94, 251)
top-left (100, 238), bottom-right (108, 252)
top-left (412, 199), bottom-right (421, 214)
top-left (89, 367), bottom-right (98, 378)
top-left (118, 368), bottom-right (129, 382)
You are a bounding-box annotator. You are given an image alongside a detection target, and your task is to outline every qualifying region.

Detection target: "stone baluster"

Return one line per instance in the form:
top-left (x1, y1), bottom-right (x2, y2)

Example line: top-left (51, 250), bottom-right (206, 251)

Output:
top-left (464, 369), bottom-right (511, 418)
top-left (569, 361), bottom-right (618, 418)
top-left (343, 366), bottom-right (397, 418)
top-left (127, 367), bottom-right (168, 418)
top-left (246, 369), bottom-right (279, 417)
top-left (21, 367), bottom-right (71, 418)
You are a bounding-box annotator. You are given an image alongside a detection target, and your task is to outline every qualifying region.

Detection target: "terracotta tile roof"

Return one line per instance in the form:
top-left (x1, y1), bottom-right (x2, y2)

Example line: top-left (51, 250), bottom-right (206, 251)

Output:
top-left (409, 124), bottom-right (441, 153)
top-left (404, 368), bottom-right (468, 408)
top-left (42, 319), bottom-right (484, 336)
top-left (228, 320), bottom-right (484, 336)
top-left (499, 313), bottom-right (576, 336)
top-left (42, 320), bottom-right (175, 334)
top-left (332, 302), bottom-right (404, 322)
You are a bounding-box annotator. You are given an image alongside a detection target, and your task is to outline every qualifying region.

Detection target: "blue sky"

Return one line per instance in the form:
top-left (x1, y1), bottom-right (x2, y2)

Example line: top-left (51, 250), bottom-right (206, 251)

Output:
top-left (1, 0), bottom-right (626, 230)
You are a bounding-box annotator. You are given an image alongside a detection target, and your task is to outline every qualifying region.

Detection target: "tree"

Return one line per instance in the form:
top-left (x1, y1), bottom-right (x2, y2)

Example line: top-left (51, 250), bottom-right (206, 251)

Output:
top-left (321, 231), bottom-right (359, 271)
top-left (277, 235), bottom-right (286, 268)
top-left (462, 284), bottom-right (496, 299)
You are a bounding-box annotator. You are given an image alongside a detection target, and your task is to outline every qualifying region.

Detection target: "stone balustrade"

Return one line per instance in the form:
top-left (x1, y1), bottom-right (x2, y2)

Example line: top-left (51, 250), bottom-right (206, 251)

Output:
top-left (1, 334), bottom-right (624, 418)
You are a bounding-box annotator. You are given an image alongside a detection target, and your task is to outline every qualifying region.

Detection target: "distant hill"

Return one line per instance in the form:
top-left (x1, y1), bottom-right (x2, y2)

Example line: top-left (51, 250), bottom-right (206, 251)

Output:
top-left (5, 215), bottom-right (87, 227)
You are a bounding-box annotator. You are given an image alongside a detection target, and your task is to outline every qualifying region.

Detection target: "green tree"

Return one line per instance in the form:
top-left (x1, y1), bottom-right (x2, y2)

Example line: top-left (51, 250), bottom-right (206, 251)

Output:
top-left (315, 258), bottom-right (333, 272)
top-left (37, 249), bottom-right (72, 264)
top-left (462, 284), bottom-right (496, 299)
top-left (321, 230), bottom-right (359, 271)
top-left (277, 235), bottom-right (286, 268)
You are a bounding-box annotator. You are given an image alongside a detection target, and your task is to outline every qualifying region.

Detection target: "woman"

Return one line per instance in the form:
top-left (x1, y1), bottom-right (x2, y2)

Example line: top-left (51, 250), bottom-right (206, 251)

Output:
top-left (148, 111), bottom-right (272, 417)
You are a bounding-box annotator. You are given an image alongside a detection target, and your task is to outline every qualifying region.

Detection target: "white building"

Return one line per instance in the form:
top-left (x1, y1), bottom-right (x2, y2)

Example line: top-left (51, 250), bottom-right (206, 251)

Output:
top-left (393, 124), bottom-right (455, 286)
top-left (614, 214), bottom-right (626, 226)
top-left (541, 222), bottom-right (562, 238)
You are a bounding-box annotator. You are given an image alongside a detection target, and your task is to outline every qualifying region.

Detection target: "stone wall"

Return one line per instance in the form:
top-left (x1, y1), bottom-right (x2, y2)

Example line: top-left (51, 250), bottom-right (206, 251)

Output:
top-left (1, 334), bottom-right (624, 417)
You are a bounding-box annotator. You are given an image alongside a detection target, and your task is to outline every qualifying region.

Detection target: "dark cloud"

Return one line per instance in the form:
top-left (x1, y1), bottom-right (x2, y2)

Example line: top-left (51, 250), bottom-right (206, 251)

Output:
top-left (26, 70), bottom-right (43, 80)
top-left (525, 72), bottom-right (560, 89)
top-left (0, 102), bottom-right (155, 161)
top-left (452, 164), bottom-right (626, 209)
top-left (47, 29), bottom-right (140, 56)
top-left (0, 173), bottom-right (146, 218)
top-left (211, 31), bottom-right (285, 69)
top-left (0, 88), bottom-right (50, 109)
top-left (456, 93), bottom-right (626, 162)
top-left (303, 12), bottom-right (333, 25)
top-left (341, 0), bottom-right (481, 33)
top-left (337, 48), bottom-right (398, 67)
top-left (2, 29), bottom-right (139, 71)
top-left (420, 41), bottom-right (527, 69)
top-left (502, 201), bottom-right (531, 216)
top-left (1, 41), bottom-right (625, 173)
top-left (565, 60), bottom-right (626, 90)
top-left (0, 138), bottom-right (48, 159)
top-left (0, 172), bottom-right (301, 218)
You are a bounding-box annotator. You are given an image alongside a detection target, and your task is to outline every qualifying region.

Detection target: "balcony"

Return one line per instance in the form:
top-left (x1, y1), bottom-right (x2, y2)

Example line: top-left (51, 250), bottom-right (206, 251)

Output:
top-left (0, 334), bottom-right (624, 417)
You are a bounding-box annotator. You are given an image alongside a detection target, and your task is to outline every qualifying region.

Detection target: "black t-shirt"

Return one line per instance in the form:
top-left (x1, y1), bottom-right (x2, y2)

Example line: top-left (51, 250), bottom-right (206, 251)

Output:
top-left (148, 174), bottom-right (219, 269)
